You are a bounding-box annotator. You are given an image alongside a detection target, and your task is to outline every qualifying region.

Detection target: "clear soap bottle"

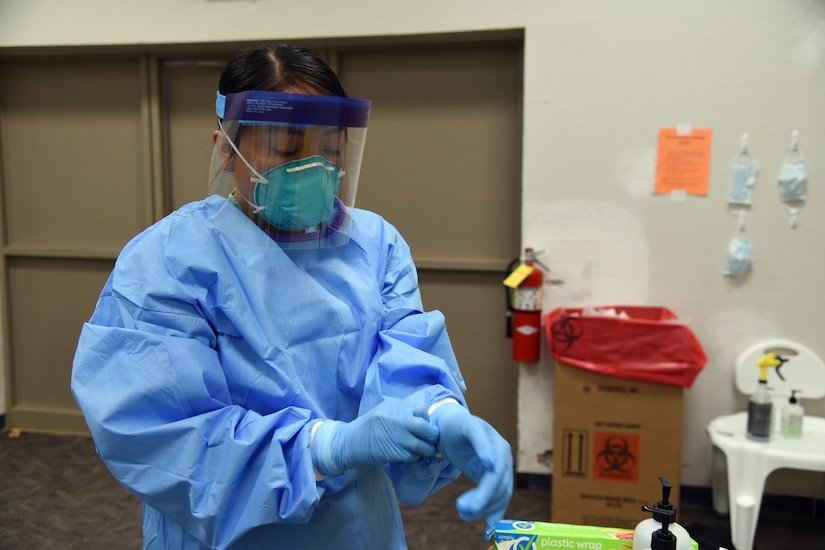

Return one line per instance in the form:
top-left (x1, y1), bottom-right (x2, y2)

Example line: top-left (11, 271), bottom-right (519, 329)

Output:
top-left (780, 390), bottom-right (804, 438)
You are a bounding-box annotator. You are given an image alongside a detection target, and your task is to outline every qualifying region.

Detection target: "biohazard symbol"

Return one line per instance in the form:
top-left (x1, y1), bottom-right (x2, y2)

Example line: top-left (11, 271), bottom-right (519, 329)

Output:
top-left (550, 316), bottom-right (583, 351)
top-left (593, 433), bottom-right (639, 482)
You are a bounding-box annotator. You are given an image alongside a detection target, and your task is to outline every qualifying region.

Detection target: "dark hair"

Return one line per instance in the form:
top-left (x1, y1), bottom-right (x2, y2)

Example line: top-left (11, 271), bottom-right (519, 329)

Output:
top-left (218, 43), bottom-right (348, 98)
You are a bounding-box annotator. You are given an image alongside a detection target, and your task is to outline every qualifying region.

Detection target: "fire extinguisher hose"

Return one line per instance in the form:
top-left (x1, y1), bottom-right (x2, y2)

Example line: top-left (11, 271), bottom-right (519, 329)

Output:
top-left (504, 257), bottom-right (521, 338)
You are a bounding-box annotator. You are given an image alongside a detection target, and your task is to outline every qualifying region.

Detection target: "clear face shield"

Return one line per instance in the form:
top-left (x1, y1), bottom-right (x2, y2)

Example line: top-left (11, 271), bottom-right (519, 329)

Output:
top-left (209, 91), bottom-right (370, 249)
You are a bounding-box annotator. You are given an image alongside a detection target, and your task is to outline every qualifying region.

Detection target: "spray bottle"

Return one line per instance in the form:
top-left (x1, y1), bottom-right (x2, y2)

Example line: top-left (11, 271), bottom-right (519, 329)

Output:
top-left (633, 476), bottom-right (691, 550)
top-left (746, 353), bottom-right (787, 441)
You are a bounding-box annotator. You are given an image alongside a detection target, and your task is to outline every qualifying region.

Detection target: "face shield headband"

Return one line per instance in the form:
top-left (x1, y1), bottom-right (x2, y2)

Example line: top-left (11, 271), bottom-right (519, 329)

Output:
top-left (209, 90), bottom-right (371, 249)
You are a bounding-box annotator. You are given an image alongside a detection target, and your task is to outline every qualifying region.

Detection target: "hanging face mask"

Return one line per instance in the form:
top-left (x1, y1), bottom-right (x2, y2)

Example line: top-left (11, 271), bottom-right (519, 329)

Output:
top-left (723, 236), bottom-right (753, 277)
top-left (248, 155), bottom-right (341, 231)
top-left (778, 160), bottom-right (807, 203)
top-left (728, 160), bottom-right (759, 205)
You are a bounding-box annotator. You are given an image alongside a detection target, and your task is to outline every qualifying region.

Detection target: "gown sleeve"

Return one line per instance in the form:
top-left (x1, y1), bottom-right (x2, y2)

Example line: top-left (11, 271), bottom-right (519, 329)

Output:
top-left (71, 237), bottom-right (324, 549)
top-left (359, 224), bottom-right (469, 506)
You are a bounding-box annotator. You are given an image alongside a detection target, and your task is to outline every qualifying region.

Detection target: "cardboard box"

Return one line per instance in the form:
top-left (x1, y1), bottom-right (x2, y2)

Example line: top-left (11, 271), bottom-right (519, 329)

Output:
top-left (489, 520), bottom-right (699, 550)
top-left (551, 362), bottom-right (684, 529)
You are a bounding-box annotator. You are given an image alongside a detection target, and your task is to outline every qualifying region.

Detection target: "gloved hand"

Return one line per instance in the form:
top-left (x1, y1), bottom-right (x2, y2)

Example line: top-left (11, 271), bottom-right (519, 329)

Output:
top-left (430, 402), bottom-right (513, 531)
top-left (311, 395), bottom-right (440, 476)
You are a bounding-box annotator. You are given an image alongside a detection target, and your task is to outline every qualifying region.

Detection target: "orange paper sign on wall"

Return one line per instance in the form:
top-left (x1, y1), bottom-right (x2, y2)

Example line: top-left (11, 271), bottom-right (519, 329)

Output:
top-left (654, 128), bottom-right (713, 196)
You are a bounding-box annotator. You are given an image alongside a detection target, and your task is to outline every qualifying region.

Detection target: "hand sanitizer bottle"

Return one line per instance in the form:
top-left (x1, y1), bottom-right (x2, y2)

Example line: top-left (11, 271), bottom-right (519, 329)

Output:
top-left (780, 390), bottom-right (804, 438)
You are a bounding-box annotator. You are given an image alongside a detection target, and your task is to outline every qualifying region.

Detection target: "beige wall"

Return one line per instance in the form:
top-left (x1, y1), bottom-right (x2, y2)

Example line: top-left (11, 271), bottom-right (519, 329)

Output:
top-left (2, 0), bottom-right (824, 495)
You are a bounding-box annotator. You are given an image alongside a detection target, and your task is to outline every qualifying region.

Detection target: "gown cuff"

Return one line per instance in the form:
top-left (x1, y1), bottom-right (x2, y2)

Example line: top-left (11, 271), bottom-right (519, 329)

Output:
top-left (427, 397), bottom-right (460, 416)
top-left (309, 421), bottom-right (328, 481)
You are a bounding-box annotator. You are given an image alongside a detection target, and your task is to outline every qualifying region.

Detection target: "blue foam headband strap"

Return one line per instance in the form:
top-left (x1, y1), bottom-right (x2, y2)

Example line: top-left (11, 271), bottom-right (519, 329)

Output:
top-left (215, 91), bottom-right (226, 119)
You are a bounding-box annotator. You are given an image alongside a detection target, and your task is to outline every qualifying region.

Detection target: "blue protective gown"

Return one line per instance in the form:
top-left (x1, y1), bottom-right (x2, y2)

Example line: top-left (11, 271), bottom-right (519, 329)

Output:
top-left (71, 195), bottom-right (467, 549)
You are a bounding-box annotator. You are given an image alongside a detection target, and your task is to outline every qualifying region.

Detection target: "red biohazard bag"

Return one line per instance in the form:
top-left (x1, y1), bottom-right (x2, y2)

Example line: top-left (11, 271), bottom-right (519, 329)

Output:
top-left (544, 306), bottom-right (707, 388)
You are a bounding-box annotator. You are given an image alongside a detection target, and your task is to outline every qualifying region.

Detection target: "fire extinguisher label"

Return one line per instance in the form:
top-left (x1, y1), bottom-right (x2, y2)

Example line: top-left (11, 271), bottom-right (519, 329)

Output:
top-left (515, 324), bottom-right (540, 336)
top-left (514, 288), bottom-right (541, 310)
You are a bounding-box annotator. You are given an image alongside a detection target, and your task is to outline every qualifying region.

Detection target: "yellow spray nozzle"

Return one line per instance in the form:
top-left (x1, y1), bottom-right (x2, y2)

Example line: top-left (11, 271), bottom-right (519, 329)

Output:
top-left (756, 353), bottom-right (788, 382)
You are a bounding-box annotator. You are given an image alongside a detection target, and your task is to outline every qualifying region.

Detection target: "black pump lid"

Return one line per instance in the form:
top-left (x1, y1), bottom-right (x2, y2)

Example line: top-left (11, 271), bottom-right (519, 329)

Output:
top-left (656, 476), bottom-right (674, 509)
top-left (641, 476), bottom-right (678, 523)
top-left (789, 389), bottom-right (800, 404)
top-left (640, 477), bottom-right (681, 550)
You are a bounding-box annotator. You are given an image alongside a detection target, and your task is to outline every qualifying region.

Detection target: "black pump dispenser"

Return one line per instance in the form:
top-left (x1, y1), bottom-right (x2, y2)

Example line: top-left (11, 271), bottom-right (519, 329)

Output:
top-left (647, 476), bottom-right (676, 523)
top-left (642, 478), bottom-right (678, 550)
top-left (634, 476), bottom-right (690, 550)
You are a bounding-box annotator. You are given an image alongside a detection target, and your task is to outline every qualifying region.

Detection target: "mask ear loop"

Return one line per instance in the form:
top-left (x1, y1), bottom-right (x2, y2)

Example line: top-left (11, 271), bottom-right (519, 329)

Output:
top-left (217, 119), bottom-right (269, 215)
top-left (738, 133), bottom-right (751, 162)
top-left (217, 119), bottom-right (268, 185)
top-left (787, 130), bottom-right (802, 162)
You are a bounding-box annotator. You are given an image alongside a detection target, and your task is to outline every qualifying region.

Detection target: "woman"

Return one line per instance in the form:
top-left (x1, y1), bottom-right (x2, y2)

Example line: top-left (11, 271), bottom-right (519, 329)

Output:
top-left (71, 43), bottom-right (512, 549)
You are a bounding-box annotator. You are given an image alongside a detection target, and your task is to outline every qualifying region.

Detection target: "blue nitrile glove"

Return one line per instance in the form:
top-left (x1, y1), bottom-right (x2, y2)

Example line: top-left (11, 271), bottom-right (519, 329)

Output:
top-left (311, 395), bottom-right (440, 476)
top-left (430, 402), bottom-right (513, 531)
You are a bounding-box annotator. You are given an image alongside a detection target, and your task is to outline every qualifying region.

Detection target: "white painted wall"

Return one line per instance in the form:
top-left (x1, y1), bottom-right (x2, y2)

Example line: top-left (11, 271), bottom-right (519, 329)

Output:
top-left (2, 0), bottom-right (824, 491)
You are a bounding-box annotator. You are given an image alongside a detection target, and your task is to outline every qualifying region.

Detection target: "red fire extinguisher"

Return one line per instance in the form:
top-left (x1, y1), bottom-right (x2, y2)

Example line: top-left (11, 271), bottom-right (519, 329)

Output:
top-left (505, 247), bottom-right (546, 363)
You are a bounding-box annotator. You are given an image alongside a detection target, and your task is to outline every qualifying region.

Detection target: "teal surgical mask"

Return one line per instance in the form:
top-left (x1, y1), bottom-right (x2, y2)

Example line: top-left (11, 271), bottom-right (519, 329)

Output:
top-left (249, 156), bottom-right (341, 231)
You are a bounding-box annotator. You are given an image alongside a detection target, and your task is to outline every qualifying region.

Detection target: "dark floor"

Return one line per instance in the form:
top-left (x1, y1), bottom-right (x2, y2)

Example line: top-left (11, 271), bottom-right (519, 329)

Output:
top-left (1, 430), bottom-right (822, 549)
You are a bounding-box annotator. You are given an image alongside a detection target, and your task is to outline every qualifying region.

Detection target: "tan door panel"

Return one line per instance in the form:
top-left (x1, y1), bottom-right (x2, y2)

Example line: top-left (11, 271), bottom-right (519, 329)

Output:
top-left (0, 57), bottom-right (150, 252)
top-left (0, 56), bottom-right (148, 433)
top-left (161, 60), bottom-right (226, 211)
top-left (6, 258), bottom-right (113, 434)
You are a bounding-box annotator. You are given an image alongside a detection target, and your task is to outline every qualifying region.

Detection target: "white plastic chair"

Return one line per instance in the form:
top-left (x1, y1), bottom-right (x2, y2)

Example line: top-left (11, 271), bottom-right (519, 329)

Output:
top-left (706, 338), bottom-right (825, 550)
